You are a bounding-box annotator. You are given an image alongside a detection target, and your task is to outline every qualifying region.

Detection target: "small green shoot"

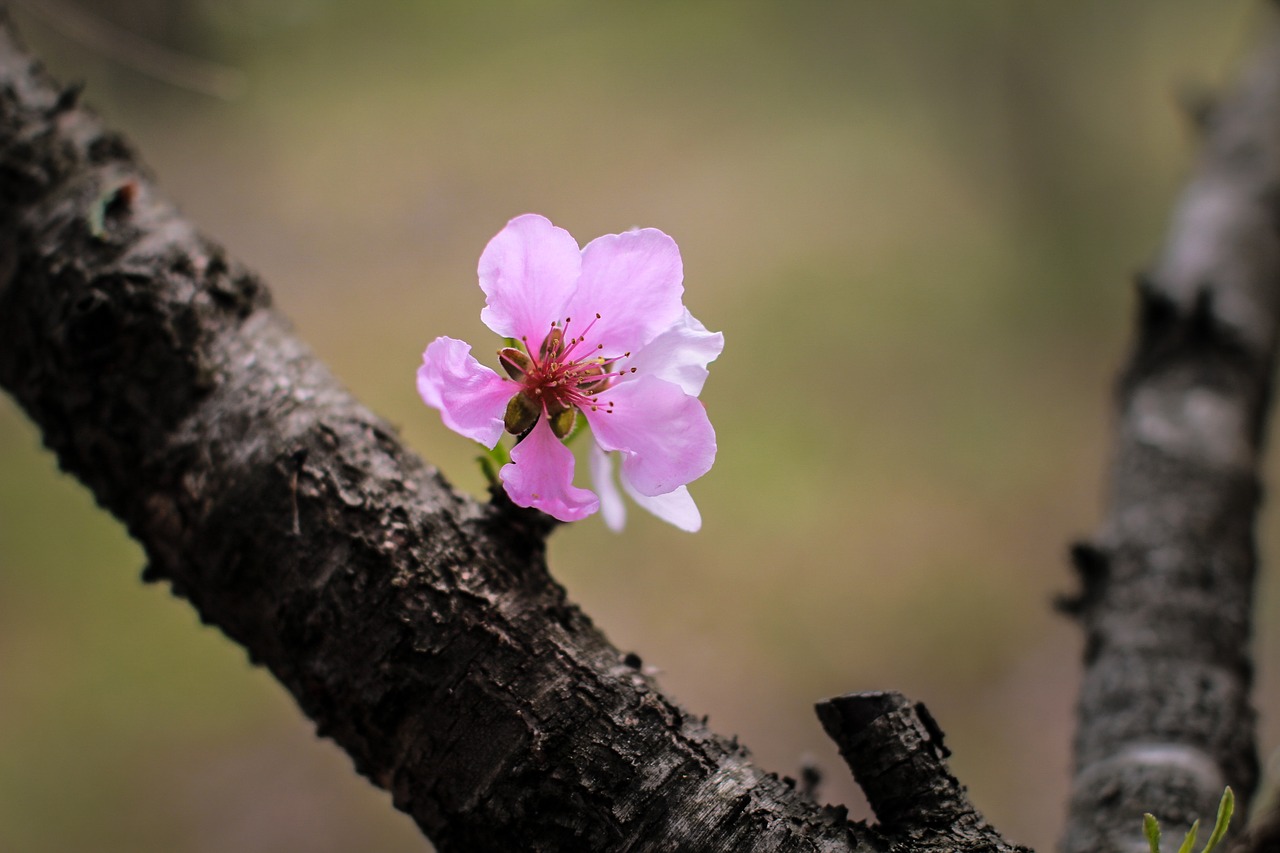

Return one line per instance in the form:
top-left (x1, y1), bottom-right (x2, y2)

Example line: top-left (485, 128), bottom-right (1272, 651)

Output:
top-left (1142, 787), bottom-right (1234, 853)
top-left (1175, 821), bottom-right (1199, 853)
top-left (1202, 786), bottom-right (1235, 853)
top-left (1144, 813), bottom-right (1161, 853)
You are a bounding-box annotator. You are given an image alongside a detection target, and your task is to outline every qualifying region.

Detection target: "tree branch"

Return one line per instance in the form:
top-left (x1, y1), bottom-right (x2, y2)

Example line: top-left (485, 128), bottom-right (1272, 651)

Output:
top-left (1058, 15), bottom-right (1280, 853)
top-left (0, 9), bottom-right (1009, 852)
top-left (816, 692), bottom-right (1031, 853)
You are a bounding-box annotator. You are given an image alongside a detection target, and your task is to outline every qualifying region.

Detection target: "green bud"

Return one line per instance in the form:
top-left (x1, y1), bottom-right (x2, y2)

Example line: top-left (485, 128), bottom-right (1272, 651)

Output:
top-left (504, 392), bottom-right (539, 435)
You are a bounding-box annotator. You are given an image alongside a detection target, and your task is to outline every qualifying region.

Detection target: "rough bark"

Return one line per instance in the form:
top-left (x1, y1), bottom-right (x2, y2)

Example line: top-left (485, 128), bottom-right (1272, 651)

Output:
top-left (816, 692), bottom-right (1031, 853)
top-left (1058, 16), bottom-right (1280, 853)
top-left (0, 10), bottom-right (1033, 853)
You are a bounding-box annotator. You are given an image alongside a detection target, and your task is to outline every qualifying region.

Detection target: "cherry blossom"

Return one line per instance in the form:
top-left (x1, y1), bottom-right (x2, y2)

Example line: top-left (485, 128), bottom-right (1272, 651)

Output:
top-left (417, 214), bottom-right (721, 530)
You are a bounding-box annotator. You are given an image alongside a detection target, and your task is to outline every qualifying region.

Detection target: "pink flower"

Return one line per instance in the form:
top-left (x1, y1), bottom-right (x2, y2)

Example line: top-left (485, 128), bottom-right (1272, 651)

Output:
top-left (417, 214), bottom-right (721, 530)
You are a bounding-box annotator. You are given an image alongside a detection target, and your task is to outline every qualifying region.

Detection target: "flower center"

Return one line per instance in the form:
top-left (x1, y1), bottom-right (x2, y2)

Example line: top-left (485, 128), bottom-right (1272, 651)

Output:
top-left (497, 314), bottom-right (634, 438)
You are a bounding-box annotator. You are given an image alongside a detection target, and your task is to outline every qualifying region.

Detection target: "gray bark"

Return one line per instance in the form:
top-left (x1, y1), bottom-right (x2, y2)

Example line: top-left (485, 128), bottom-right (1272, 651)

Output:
top-left (1058, 16), bottom-right (1280, 853)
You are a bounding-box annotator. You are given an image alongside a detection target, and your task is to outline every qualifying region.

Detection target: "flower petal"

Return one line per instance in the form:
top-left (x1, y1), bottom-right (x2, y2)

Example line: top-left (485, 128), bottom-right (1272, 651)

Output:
top-left (418, 337), bottom-right (514, 448)
top-left (501, 418), bottom-right (599, 522)
top-left (565, 228), bottom-right (685, 358)
top-left (623, 480), bottom-right (702, 533)
top-left (623, 309), bottom-right (723, 397)
top-left (589, 443), bottom-right (627, 531)
top-left (584, 374), bottom-right (716, 497)
top-left (478, 214), bottom-right (582, 344)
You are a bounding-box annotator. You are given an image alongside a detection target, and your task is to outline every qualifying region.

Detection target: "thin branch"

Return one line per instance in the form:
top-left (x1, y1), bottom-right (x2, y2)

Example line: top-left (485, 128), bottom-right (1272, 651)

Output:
top-left (816, 691), bottom-right (1030, 853)
top-left (1058, 14), bottom-right (1280, 853)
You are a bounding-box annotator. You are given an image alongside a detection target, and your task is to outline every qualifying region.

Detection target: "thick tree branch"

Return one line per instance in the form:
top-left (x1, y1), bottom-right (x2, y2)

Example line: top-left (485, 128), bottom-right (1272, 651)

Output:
top-left (0, 12), bottom-right (889, 853)
top-left (1058, 16), bottom-right (1280, 853)
top-left (0, 10), bottom-right (1055, 853)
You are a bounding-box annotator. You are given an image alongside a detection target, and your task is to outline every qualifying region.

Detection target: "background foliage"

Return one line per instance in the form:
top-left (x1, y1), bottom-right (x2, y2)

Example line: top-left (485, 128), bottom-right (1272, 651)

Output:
top-left (0, 1), bottom-right (1272, 850)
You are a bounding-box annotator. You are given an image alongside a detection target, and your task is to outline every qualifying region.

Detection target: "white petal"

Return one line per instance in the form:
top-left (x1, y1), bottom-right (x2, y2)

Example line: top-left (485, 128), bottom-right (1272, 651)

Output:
top-left (622, 479), bottom-right (702, 532)
top-left (589, 443), bottom-right (627, 531)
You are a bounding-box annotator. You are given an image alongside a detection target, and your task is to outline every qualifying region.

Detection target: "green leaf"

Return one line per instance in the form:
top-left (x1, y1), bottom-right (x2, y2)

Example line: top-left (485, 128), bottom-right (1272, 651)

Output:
top-left (1144, 813), bottom-right (1162, 853)
top-left (1175, 819), bottom-right (1199, 853)
top-left (1200, 787), bottom-right (1234, 853)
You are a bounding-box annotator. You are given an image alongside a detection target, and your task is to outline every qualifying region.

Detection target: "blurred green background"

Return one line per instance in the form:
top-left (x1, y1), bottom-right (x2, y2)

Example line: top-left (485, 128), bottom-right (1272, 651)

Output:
top-left (2, 1), bottom-right (1276, 850)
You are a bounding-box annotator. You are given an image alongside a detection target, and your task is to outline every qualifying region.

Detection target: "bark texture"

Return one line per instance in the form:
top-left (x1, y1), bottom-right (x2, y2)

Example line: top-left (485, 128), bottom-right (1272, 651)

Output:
top-left (816, 692), bottom-right (1031, 853)
top-left (0, 12), bottom-right (885, 853)
top-left (1058, 18), bottom-right (1280, 853)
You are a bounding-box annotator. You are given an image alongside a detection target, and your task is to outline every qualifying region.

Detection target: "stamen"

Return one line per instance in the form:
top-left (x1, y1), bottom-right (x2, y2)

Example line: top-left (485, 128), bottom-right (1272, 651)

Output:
top-left (505, 310), bottom-right (644, 431)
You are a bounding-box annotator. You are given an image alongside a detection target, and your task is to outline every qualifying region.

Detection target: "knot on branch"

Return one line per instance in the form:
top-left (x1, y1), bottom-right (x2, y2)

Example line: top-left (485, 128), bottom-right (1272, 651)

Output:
top-left (816, 691), bottom-right (1030, 852)
top-left (1055, 540), bottom-right (1111, 625)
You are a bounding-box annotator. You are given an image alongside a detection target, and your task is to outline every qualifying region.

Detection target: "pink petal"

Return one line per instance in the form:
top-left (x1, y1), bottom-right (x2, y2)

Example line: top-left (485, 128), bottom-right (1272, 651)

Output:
top-left (564, 228), bottom-right (685, 358)
top-left (501, 418), bottom-right (599, 522)
top-left (623, 481), bottom-right (702, 533)
top-left (478, 214), bottom-right (582, 344)
top-left (584, 375), bottom-right (716, 497)
top-left (418, 337), bottom-right (515, 448)
top-left (589, 443), bottom-right (627, 531)
top-left (623, 309), bottom-right (723, 397)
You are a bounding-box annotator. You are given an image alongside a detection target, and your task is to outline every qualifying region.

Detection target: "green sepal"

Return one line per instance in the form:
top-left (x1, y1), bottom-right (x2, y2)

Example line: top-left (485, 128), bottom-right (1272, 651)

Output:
top-left (1144, 813), bottom-right (1161, 853)
top-left (499, 347), bottom-right (532, 380)
top-left (549, 405), bottom-right (576, 439)
top-left (540, 326), bottom-right (564, 360)
top-left (1200, 787), bottom-right (1234, 853)
top-left (504, 392), bottom-right (539, 435)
